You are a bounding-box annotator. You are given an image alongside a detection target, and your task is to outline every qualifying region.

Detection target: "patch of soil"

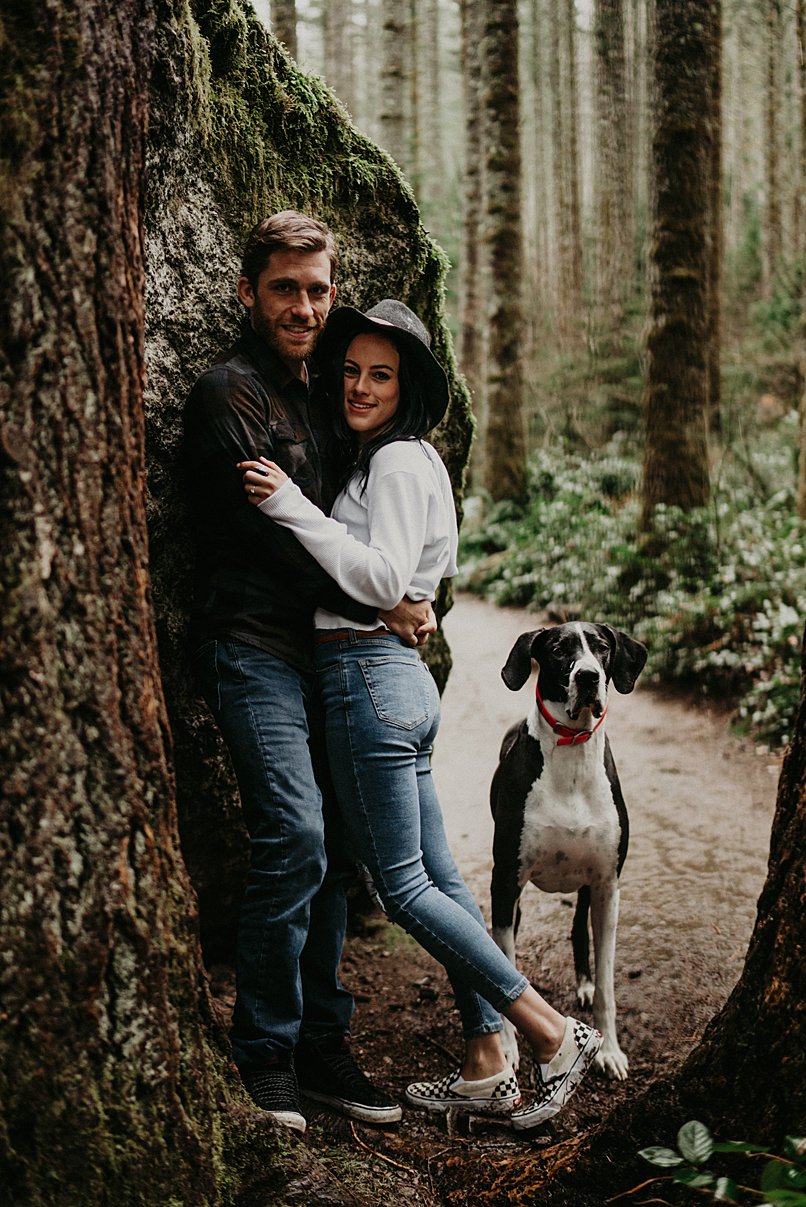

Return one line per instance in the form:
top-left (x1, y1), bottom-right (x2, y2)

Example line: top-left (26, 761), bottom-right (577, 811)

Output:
top-left (211, 598), bottom-right (782, 1205)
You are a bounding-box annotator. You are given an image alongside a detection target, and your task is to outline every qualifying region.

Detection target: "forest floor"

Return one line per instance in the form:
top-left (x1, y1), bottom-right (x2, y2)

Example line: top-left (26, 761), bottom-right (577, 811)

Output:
top-left (211, 596), bottom-right (782, 1206)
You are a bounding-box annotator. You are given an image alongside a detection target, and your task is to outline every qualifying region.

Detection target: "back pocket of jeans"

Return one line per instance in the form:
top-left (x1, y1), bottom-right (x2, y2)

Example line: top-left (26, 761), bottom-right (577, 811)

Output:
top-left (359, 656), bottom-right (432, 730)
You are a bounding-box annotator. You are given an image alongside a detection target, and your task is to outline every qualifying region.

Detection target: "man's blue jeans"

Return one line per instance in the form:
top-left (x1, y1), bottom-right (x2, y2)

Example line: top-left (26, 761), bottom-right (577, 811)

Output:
top-left (192, 638), bottom-right (354, 1070)
top-left (315, 631), bottom-right (528, 1037)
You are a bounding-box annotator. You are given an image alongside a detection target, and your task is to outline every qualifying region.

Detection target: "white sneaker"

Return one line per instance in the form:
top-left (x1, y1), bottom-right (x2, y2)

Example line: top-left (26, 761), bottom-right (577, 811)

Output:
top-left (405, 1066), bottom-right (521, 1115)
top-left (511, 1018), bottom-right (601, 1132)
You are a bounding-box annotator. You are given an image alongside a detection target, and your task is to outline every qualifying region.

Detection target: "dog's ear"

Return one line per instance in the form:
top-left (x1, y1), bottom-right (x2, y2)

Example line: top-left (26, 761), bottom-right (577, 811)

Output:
top-left (600, 625), bottom-right (648, 694)
top-left (501, 629), bottom-right (547, 690)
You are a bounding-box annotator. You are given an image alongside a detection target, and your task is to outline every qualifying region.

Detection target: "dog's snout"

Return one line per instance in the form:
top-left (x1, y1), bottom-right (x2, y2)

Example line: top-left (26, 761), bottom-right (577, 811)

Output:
top-left (574, 667), bottom-right (600, 688)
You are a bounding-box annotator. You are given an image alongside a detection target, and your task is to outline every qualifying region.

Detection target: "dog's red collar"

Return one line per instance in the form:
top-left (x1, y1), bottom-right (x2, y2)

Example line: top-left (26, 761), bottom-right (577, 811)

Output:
top-left (535, 682), bottom-right (607, 746)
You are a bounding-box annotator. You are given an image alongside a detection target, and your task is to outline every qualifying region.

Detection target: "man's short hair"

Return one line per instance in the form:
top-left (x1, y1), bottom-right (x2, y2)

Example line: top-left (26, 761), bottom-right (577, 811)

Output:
top-left (241, 211), bottom-right (338, 286)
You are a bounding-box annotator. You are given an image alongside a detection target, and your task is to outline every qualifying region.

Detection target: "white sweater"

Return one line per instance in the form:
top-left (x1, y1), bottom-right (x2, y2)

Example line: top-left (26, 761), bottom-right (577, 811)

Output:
top-left (258, 439), bottom-right (458, 629)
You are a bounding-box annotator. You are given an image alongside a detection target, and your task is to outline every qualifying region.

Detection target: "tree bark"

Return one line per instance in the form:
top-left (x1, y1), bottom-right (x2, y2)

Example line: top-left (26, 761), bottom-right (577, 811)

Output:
top-left (0, 2), bottom-right (253, 1201)
top-left (271, 0), bottom-right (297, 60)
top-left (1, 0), bottom-right (474, 1197)
top-left (324, 0), bottom-right (355, 113)
top-left (762, 0), bottom-right (783, 298)
top-left (480, 0), bottom-right (528, 502)
top-left (798, 0), bottom-right (806, 519)
top-left (706, 0), bottom-right (723, 431)
top-left (640, 0), bottom-right (711, 529)
top-left (379, 0), bottom-right (410, 170)
top-left (459, 0), bottom-right (485, 486)
top-left (594, 0), bottom-right (633, 341)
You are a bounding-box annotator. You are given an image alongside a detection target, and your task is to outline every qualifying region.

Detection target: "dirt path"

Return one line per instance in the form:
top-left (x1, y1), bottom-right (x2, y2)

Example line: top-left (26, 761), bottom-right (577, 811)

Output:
top-left (296, 597), bottom-right (783, 1201)
top-left (431, 597), bottom-right (780, 1080)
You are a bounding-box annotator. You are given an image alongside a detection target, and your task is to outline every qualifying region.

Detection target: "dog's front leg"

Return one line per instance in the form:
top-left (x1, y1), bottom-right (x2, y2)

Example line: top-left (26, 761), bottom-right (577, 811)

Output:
top-left (491, 870), bottom-right (523, 1071)
top-left (590, 879), bottom-right (628, 1080)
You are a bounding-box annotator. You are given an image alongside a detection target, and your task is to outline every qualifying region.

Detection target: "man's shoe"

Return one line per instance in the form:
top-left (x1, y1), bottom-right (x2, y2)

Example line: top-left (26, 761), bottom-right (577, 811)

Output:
top-left (242, 1065), bottom-right (307, 1134)
top-left (405, 1066), bottom-right (521, 1115)
top-left (295, 1035), bottom-right (402, 1124)
top-left (511, 1017), bottom-right (601, 1132)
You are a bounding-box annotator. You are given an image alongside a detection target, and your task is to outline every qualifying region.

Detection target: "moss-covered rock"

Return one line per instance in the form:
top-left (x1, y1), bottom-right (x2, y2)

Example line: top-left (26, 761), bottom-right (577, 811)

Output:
top-left (145, 0), bottom-right (473, 957)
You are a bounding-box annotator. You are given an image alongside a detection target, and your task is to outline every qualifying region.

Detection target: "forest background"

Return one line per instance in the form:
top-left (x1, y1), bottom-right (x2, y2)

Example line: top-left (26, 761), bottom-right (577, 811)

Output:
top-left (257, 0), bottom-right (806, 750)
top-left (2, 1), bottom-right (805, 1204)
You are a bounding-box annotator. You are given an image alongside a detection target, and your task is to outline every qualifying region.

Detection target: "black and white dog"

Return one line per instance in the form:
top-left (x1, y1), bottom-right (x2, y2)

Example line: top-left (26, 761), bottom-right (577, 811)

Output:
top-left (490, 623), bottom-right (647, 1081)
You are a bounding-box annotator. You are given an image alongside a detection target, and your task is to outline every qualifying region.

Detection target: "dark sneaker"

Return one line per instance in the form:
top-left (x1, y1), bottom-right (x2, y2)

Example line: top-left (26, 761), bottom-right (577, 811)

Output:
top-left (242, 1065), bottom-right (306, 1134)
top-left (296, 1035), bottom-right (402, 1124)
top-left (406, 1065), bottom-right (521, 1115)
top-left (511, 1017), bottom-right (601, 1132)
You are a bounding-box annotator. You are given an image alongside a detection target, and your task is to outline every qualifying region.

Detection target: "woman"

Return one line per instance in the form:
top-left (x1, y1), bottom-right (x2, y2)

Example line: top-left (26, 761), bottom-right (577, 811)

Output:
top-left (239, 300), bottom-right (600, 1130)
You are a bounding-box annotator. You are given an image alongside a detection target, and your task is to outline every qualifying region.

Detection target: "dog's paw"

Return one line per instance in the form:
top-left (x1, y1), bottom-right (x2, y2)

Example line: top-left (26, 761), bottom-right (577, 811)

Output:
top-left (576, 977), bottom-right (595, 1009)
top-left (595, 1043), bottom-right (629, 1081)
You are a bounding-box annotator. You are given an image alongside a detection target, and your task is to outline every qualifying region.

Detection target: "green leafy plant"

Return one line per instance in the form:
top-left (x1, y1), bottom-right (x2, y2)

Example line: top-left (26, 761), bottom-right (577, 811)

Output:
top-left (631, 1120), bottom-right (806, 1204)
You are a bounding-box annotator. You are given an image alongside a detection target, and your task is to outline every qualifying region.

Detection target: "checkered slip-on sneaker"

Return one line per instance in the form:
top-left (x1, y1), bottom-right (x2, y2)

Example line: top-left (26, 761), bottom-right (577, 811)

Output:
top-left (405, 1066), bottom-right (521, 1115)
top-left (511, 1017), bottom-right (602, 1132)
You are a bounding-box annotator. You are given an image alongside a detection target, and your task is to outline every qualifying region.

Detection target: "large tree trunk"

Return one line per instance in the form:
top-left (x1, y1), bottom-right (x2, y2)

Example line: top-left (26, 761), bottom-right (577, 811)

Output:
top-left (0, 2), bottom-right (253, 1201)
top-left (594, 0), bottom-right (633, 342)
top-left (640, 0), bottom-right (712, 529)
top-left (1, 0), bottom-right (474, 1198)
top-left (797, 0), bottom-right (806, 520)
top-left (480, 0), bottom-right (527, 502)
top-left (379, 0), bottom-right (410, 171)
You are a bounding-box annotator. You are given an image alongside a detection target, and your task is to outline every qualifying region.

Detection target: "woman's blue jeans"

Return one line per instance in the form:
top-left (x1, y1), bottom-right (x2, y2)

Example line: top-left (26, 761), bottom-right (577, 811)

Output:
top-left (315, 630), bottom-right (529, 1038)
top-left (192, 638), bottom-right (354, 1070)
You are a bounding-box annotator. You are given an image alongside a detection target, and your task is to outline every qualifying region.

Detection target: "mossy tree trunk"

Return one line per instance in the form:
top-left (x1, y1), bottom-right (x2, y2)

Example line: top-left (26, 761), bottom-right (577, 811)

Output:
top-left (797, 0), bottom-right (806, 520)
top-left (640, 0), bottom-right (712, 530)
top-left (480, 0), bottom-right (527, 503)
top-left (0, 0), bottom-right (473, 1199)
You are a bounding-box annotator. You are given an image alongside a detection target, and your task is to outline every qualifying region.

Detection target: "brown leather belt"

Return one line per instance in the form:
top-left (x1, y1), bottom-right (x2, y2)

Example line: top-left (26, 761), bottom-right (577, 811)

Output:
top-left (314, 626), bottom-right (392, 645)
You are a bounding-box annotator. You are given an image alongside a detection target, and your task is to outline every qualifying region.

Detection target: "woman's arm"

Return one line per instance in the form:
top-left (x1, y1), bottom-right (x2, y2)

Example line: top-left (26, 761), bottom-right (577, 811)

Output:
top-left (239, 455), bottom-right (432, 610)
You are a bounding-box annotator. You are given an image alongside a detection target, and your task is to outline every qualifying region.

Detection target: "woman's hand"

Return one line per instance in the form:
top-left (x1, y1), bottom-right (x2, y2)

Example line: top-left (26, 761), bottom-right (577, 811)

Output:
top-left (238, 458), bottom-right (288, 505)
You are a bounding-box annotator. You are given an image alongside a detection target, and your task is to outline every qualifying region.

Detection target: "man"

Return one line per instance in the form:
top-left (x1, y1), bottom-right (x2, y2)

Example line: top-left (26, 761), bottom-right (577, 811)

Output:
top-left (184, 211), bottom-right (433, 1132)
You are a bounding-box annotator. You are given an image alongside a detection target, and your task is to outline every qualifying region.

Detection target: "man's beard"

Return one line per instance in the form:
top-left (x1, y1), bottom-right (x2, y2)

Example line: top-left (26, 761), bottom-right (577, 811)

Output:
top-left (253, 311), bottom-right (322, 365)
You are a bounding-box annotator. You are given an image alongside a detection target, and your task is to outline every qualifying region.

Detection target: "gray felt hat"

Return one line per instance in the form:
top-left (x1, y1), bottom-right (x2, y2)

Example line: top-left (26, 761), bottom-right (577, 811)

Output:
top-left (315, 299), bottom-right (450, 427)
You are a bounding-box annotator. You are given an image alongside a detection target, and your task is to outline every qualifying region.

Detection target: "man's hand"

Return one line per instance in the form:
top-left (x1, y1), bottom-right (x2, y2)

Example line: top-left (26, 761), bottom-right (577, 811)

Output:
top-left (379, 597), bottom-right (437, 648)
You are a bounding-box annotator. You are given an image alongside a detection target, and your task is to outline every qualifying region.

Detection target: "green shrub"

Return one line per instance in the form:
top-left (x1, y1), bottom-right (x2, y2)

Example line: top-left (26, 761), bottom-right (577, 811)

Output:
top-left (458, 441), bottom-right (805, 748)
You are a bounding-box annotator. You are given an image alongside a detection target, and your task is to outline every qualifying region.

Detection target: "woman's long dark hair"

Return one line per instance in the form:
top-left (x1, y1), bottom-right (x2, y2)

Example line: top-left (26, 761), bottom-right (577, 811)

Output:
top-left (315, 330), bottom-right (434, 493)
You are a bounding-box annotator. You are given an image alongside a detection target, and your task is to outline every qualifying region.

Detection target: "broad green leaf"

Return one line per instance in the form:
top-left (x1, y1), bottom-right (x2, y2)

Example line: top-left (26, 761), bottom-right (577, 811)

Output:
top-left (760, 1191), bottom-right (806, 1205)
top-left (673, 1168), bottom-right (715, 1189)
top-left (784, 1138), bottom-right (806, 1161)
top-left (714, 1176), bottom-right (740, 1202)
top-left (762, 1160), bottom-right (805, 1192)
top-left (639, 1146), bottom-right (684, 1167)
top-left (678, 1121), bottom-right (714, 1166)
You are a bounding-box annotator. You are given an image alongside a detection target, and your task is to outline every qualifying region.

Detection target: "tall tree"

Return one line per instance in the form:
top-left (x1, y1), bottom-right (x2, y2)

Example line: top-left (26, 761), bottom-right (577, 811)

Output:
top-left (798, 0), bottom-right (806, 520)
top-left (324, 0), bottom-right (355, 113)
top-left (0, 0), bottom-right (475, 1198)
top-left (705, 0), bottom-right (723, 429)
top-left (640, 0), bottom-right (712, 529)
top-left (379, 0), bottom-right (410, 169)
top-left (480, 0), bottom-right (528, 501)
top-left (417, 0), bottom-right (445, 214)
top-left (0, 2), bottom-right (251, 1201)
top-left (459, 0), bottom-right (485, 478)
top-left (762, 0), bottom-right (784, 298)
top-left (593, 0), bottom-right (633, 340)
top-left (272, 0), bottom-right (298, 60)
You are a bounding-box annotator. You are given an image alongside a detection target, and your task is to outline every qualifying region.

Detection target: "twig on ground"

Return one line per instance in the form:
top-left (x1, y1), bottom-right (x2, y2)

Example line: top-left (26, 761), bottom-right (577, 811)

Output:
top-left (349, 1121), bottom-right (418, 1176)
